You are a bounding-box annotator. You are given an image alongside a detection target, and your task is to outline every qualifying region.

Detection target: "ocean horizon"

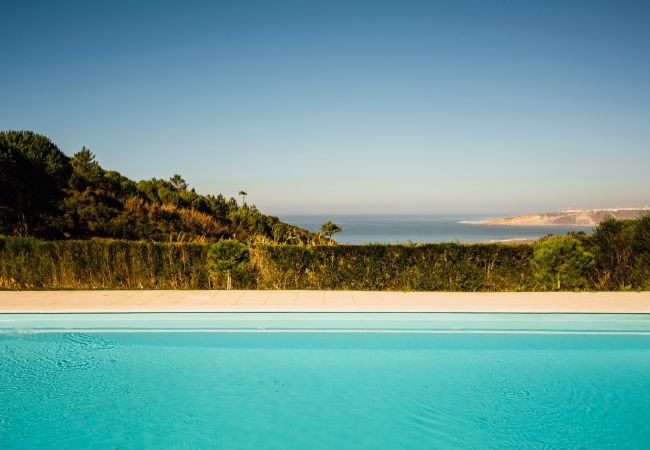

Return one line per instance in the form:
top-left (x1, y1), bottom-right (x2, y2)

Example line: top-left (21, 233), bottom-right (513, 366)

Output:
top-left (279, 214), bottom-right (594, 244)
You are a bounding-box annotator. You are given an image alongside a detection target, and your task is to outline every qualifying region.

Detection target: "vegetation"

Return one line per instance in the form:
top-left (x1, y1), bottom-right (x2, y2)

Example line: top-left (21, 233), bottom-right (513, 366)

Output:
top-left (252, 243), bottom-right (534, 291)
top-left (1, 130), bottom-right (649, 292)
top-left (319, 221), bottom-right (342, 243)
top-left (207, 240), bottom-right (250, 289)
top-left (3, 217), bottom-right (647, 291)
top-left (0, 131), bottom-right (317, 244)
top-left (238, 191), bottom-right (247, 205)
top-left (0, 131), bottom-right (70, 237)
top-left (532, 235), bottom-right (594, 290)
top-left (590, 216), bottom-right (650, 290)
top-left (0, 236), bottom-right (210, 289)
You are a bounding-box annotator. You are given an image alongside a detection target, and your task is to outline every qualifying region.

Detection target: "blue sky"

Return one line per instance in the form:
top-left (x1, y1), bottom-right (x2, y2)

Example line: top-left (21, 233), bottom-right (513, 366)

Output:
top-left (1, 0), bottom-right (649, 214)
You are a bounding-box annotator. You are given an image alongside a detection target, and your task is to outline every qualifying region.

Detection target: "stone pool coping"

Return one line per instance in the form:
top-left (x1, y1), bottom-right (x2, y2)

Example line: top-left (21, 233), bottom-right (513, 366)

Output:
top-left (0, 291), bottom-right (649, 313)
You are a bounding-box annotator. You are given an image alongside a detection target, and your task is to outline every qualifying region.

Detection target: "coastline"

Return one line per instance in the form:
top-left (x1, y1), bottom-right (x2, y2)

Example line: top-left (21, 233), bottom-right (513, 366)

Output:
top-left (283, 214), bottom-right (593, 244)
top-left (487, 237), bottom-right (538, 244)
top-left (481, 208), bottom-right (650, 227)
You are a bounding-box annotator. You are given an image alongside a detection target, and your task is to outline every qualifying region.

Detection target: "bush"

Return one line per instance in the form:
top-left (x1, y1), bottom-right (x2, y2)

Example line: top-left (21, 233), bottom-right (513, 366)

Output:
top-left (632, 216), bottom-right (650, 289)
top-left (207, 240), bottom-right (250, 289)
top-left (532, 235), bottom-right (594, 291)
top-left (590, 217), bottom-right (650, 289)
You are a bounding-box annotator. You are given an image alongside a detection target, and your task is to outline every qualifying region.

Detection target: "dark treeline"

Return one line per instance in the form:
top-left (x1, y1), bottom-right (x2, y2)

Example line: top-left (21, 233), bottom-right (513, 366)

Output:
top-left (1, 216), bottom-right (648, 290)
top-left (0, 130), bottom-right (316, 244)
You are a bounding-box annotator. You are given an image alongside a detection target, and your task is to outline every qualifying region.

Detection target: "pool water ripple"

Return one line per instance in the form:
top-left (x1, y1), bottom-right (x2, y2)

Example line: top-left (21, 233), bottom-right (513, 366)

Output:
top-left (1, 332), bottom-right (650, 449)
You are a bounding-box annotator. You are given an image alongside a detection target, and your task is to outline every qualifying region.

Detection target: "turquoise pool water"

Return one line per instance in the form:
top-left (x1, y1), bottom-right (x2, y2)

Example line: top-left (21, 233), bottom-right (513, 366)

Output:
top-left (1, 316), bottom-right (650, 449)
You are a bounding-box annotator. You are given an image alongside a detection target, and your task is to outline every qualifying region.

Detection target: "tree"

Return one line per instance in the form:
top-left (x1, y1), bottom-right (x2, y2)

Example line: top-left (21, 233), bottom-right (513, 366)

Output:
top-left (319, 221), bottom-right (342, 242)
top-left (169, 174), bottom-right (188, 191)
top-left (207, 239), bottom-right (249, 289)
top-left (62, 148), bottom-right (124, 238)
top-left (0, 131), bottom-right (71, 236)
top-left (532, 235), bottom-right (594, 290)
top-left (238, 190), bottom-right (247, 205)
top-left (0, 130), bottom-right (319, 243)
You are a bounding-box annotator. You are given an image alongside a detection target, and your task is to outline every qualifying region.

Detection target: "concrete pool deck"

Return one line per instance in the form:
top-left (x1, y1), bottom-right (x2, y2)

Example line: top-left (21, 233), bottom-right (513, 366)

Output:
top-left (0, 290), bottom-right (649, 313)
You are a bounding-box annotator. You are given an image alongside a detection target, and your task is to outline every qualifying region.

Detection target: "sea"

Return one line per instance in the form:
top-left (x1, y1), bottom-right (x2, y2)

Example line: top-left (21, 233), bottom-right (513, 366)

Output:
top-left (279, 214), bottom-right (594, 244)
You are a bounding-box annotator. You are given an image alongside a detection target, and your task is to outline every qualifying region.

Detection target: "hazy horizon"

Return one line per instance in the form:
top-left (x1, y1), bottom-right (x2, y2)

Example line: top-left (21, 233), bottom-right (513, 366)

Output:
top-left (2, 0), bottom-right (649, 215)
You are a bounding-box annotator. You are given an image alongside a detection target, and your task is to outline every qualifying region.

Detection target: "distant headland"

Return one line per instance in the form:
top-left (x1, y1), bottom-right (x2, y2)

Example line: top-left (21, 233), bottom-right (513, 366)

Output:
top-left (482, 208), bottom-right (650, 226)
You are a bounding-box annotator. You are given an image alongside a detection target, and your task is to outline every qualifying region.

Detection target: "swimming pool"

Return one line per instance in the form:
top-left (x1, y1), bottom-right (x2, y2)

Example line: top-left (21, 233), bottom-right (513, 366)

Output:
top-left (2, 313), bottom-right (650, 449)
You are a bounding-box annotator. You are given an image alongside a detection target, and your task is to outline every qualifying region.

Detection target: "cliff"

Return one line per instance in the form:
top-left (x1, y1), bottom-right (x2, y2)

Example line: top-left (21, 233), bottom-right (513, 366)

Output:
top-left (481, 208), bottom-right (650, 226)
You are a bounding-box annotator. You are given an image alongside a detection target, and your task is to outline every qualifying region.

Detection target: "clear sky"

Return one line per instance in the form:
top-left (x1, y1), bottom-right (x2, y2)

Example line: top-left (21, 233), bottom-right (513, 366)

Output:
top-left (1, 0), bottom-right (649, 215)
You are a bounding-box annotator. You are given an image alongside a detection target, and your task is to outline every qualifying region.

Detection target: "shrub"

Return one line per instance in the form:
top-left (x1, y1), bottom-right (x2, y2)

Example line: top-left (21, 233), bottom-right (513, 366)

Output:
top-left (590, 217), bottom-right (650, 289)
top-left (631, 216), bottom-right (650, 289)
top-left (532, 235), bottom-right (594, 290)
top-left (207, 240), bottom-right (249, 289)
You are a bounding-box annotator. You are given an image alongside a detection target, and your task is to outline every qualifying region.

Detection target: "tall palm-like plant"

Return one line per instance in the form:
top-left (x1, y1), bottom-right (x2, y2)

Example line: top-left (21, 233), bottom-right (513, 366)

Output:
top-left (319, 221), bottom-right (342, 244)
top-left (238, 190), bottom-right (247, 206)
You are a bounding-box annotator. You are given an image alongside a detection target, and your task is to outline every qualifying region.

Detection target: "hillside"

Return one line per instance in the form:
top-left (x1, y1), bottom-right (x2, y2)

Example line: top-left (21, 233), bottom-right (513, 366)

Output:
top-left (482, 208), bottom-right (650, 226)
top-left (0, 131), bottom-right (317, 243)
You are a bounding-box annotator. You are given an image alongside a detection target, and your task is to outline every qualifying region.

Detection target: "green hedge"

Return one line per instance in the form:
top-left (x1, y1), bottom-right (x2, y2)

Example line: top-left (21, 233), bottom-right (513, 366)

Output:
top-left (251, 244), bottom-right (535, 291)
top-left (1, 237), bottom-right (534, 291)
top-left (2, 217), bottom-right (648, 291)
top-left (0, 237), bottom-right (210, 289)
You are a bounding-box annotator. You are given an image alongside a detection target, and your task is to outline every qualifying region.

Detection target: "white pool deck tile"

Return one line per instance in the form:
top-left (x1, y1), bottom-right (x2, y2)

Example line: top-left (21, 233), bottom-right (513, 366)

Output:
top-left (264, 290), bottom-right (298, 309)
top-left (0, 290), bottom-right (649, 313)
